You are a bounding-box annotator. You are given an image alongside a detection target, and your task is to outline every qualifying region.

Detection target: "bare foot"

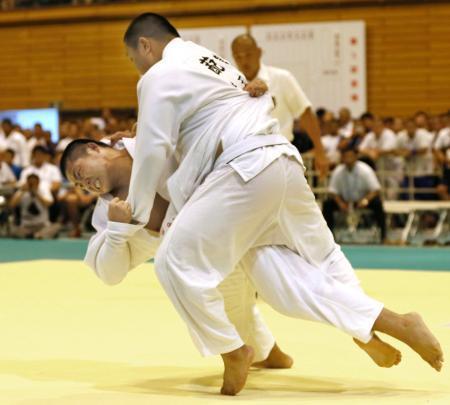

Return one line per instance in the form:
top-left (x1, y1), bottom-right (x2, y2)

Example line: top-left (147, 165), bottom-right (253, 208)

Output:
top-left (252, 343), bottom-right (294, 369)
top-left (221, 345), bottom-right (254, 396)
top-left (354, 334), bottom-right (402, 368)
top-left (400, 312), bottom-right (444, 371)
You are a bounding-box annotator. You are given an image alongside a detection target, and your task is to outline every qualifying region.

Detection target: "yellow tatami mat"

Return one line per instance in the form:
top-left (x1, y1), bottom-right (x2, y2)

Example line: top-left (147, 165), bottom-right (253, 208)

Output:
top-left (0, 260), bottom-right (449, 404)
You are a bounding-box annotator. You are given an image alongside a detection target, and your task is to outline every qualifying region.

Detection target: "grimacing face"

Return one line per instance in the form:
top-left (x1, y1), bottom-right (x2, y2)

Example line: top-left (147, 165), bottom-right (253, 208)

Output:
top-left (66, 144), bottom-right (113, 195)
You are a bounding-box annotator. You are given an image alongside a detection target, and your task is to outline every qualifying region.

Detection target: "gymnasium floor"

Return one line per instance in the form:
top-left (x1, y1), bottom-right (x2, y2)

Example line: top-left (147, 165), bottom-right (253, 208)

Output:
top-left (0, 241), bottom-right (449, 404)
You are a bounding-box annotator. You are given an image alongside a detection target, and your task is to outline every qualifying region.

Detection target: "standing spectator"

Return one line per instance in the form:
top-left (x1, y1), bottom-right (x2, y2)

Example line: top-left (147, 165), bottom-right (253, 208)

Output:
top-left (358, 118), bottom-right (402, 199)
top-left (231, 34), bottom-right (328, 175)
top-left (397, 119), bottom-right (436, 200)
top-left (9, 174), bottom-right (60, 239)
top-left (322, 148), bottom-right (386, 241)
top-left (0, 119), bottom-right (29, 167)
top-left (27, 123), bottom-right (48, 155)
top-left (338, 107), bottom-right (354, 138)
top-left (56, 121), bottom-right (80, 152)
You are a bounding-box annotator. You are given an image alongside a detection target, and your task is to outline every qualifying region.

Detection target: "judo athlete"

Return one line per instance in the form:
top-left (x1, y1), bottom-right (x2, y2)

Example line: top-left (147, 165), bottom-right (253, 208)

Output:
top-left (61, 135), bottom-right (442, 395)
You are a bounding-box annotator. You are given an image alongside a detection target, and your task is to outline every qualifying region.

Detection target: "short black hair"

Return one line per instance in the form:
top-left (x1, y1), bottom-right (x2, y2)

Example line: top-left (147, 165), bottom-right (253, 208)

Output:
top-left (32, 145), bottom-right (49, 156)
top-left (60, 139), bottom-right (110, 179)
top-left (26, 173), bottom-right (40, 181)
top-left (5, 148), bottom-right (15, 156)
top-left (360, 112), bottom-right (374, 121)
top-left (1, 118), bottom-right (13, 126)
top-left (124, 13), bottom-right (180, 48)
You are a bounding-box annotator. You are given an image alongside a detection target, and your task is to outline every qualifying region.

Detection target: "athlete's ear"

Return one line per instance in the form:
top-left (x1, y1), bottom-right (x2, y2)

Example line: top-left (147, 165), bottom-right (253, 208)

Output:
top-left (138, 37), bottom-right (152, 55)
top-left (86, 143), bottom-right (101, 153)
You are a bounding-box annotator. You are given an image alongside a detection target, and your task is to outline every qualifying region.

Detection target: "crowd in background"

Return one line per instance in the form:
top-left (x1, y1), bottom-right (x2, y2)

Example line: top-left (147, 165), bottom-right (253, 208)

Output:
top-left (0, 107), bottom-right (449, 240)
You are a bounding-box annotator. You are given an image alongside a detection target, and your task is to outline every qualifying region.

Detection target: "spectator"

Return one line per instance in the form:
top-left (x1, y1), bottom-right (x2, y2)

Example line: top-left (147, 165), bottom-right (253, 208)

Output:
top-left (434, 113), bottom-right (450, 200)
top-left (358, 117), bottom-right (402, 199)
top-left (2, 149), bottom-right (22, 180)
top-left (338, 107), bottom-right (354, 138)
top-left (19, 146), bottom-right (62, 194)
top-left (321, 119), bottom-right (341, 167)
top-left (27, 123), bottom-right (49, 154)
top-left (0, 150), bottom-right (16, 186)
top-left (397, 119), bottom-right (436, 200)
top-left (322, 147), bottom-right (386, 241)
top-left (56, 121), bottom-right (80, 152)
top-left (392, 117), bottom-right (404, 135)
top-left (360, 112), bottom-right (375, 134)
top-left (0, 119), bottom-right (29, 167)
top-left (9, 173), bottom-right (60, 239)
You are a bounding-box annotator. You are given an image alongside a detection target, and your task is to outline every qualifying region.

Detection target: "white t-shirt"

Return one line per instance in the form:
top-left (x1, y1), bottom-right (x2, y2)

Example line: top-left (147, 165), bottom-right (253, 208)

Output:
top-left (257, 64), bottom-right (312, 141)
top-left (0, 161), bottom-right (16, 185)
top-left (329, 161), bottom-right (381, 202)
top-left (321, 134), bottom-right (341, 164)
top-left (397, 129), bottom-right (434, 176)
top-left (19, 163), bottom-right (62, 187)
top-left (0, 130), bottom-right (29, 167)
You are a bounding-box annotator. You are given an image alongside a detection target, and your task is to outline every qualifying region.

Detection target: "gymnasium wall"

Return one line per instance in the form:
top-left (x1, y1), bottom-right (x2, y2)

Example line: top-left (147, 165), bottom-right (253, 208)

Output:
top-left (0, 0), bottom-right (449, 116)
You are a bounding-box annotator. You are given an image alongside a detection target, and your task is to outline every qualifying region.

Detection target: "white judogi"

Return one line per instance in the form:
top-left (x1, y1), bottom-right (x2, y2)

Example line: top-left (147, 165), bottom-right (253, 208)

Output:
top-left (108, 38), bottom-right (382, 356)
top-left (256, 64), bottom-right (312, 141)
top-left (86, 139), bottom-right (382, 358)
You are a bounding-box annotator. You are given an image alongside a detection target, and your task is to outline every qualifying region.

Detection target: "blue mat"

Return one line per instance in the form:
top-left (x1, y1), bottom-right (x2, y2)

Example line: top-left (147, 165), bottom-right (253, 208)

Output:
top-left (0, 239), bottom-right (449, 271)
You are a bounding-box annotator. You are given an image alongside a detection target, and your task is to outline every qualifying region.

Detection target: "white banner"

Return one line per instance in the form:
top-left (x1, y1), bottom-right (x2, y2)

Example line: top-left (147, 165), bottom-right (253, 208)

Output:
top-left (251, 21), bottom-right (367, 116)
top-left (179, 22), bottom-right (367, 117)
top-left (179, 26), bottom-right (246, 63)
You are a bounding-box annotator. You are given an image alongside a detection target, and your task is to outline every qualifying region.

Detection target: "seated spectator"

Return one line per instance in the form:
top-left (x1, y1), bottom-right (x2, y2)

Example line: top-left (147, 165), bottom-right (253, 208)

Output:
top-left (434, 113), bottom-right (450, 200)
top-left (56, 121), bottom-right (80, 152)
top-left (19, 146), bottom-right (62, 194)
top-left (58, 183), bottom-right (96, 238)
top-left (338, 119), bottom-right (366, 153)
top-left (0, 119), bottom-right (29, 167)
top-left (358, 117), bottom-right (402, 199)
top-left (321, 119), bottom-right (341, 168)
top-left (338, 107), bottom-right (354, 138)
top-left (360, 111), bottom-right (375, 134)
top-left (322, 148), bottom-right (386, 241)
top-left (9, 174), bottom-right (60, 239)
top-left (2, 149), bottom-right (22, 180)
top-left (0, 150), bottom-right (16, 187)
top-left (397, 119), bottom-right (437, 200)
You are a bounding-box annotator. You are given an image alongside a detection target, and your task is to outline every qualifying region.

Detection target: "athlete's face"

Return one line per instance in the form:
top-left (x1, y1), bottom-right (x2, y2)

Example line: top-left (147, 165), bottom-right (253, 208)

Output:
top-left (126, 38), bottom-right (156, 76)
top-left (66, 144), bottom-right (113, 195)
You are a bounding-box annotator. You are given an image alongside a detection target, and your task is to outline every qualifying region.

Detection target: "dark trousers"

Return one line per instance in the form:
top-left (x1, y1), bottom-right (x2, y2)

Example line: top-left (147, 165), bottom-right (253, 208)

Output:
top-left (322, 196), bottom-right (387, 240)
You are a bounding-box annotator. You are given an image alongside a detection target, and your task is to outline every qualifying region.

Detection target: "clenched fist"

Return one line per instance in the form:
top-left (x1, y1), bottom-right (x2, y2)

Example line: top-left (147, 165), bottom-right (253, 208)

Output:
top-left (108, 197), bottom-right (132, 223)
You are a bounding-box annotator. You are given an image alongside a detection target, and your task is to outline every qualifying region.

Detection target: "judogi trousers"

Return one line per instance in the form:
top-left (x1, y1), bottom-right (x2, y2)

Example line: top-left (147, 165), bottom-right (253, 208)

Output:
top-left (155, 152), bottom-right (383, 356)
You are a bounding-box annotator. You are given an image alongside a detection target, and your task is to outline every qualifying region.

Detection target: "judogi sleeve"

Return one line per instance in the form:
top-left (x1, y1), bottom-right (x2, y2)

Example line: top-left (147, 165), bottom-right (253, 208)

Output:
top-left (84, 198), bottom-right (160, 285)
top-left (125, 66), bottom-right (195, 232)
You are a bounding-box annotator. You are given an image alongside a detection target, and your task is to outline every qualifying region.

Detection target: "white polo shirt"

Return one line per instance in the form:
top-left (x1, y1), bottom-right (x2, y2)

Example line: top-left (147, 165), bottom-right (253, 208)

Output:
top-left (256, 64), bottom-right (312, 141)
top-left (329, 161), bottom-right (381, 202)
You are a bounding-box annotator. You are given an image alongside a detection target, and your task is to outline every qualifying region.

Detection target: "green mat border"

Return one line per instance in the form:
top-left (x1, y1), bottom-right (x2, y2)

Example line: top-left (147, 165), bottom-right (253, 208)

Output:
top-left (0, 239), bottom-right (449, 271)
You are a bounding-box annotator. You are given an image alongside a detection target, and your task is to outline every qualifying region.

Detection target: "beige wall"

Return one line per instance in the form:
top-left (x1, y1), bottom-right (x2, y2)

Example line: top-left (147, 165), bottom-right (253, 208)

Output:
top-left (0, 1), bottom-right (449, 116)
